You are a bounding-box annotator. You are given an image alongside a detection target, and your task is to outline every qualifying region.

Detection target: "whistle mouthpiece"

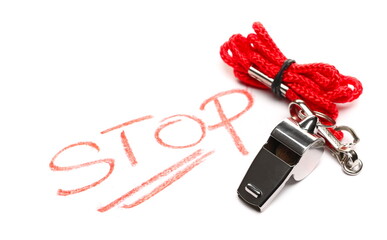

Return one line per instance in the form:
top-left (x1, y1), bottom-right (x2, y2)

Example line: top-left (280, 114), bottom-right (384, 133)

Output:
top-left (237, 142), bottom-right (294, 211)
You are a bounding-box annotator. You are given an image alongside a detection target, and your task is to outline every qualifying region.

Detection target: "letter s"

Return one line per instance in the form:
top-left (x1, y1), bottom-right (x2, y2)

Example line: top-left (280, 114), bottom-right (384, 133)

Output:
top-left (49, 142), bottom-right (115, 196)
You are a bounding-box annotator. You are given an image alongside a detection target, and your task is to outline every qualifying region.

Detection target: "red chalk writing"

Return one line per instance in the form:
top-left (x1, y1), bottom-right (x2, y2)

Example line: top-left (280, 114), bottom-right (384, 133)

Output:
top-left (50, 89), bottom-right (254, 211)
top-left (49, 142), bottom-right (115, 196)
top-left (101, 115), bottom-right (154, 166)
top-left (200, 89), bottom-right (253, 155)
top-left (98, 149), bottom-right (214, 212)
top-left (155, 114), bottom-right (207, 149)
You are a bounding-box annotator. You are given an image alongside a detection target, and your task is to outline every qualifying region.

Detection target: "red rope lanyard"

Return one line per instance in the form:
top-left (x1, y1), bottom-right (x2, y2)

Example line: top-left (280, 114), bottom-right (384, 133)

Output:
top-left (220, 22), bottom-right (363, 140)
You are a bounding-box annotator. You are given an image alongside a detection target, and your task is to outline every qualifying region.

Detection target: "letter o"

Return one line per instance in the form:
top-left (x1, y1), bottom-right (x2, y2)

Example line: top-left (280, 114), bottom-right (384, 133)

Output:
top-left (154, 114), bottom-right (206, 149)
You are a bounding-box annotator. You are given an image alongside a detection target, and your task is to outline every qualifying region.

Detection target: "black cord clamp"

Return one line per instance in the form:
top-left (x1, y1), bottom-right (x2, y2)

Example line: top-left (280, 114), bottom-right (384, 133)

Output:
top-left (272, 59), bottom-right (295, 98)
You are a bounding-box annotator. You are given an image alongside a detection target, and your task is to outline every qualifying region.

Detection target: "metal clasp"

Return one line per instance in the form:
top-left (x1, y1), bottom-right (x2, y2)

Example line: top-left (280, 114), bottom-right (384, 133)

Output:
top-left (289, 100), bottom-right (363, 175)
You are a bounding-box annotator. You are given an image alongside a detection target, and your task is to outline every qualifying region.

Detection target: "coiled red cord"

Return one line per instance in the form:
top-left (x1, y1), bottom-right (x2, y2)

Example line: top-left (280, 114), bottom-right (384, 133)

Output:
top-left (220, 22), bottom-right (363, 139)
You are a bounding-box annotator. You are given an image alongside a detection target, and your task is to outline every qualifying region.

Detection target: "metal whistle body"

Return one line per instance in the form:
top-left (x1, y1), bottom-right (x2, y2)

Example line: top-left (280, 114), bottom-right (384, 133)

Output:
top-left (237, 116), bottom-right (325, 211)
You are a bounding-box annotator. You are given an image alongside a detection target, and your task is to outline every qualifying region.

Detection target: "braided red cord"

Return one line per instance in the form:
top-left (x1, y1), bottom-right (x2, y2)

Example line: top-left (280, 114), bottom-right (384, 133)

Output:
top-left (220, 22), bottom-right (363, 139)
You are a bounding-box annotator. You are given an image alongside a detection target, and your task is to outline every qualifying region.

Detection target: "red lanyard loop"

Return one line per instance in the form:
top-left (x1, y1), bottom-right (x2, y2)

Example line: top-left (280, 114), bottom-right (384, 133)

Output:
top-left (220, 22), bottom-right (363, 140)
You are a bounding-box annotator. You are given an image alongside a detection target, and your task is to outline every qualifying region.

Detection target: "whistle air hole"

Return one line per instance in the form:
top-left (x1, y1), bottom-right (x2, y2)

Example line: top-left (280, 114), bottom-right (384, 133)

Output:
top-left (264, 137), bottom-right (300, 166)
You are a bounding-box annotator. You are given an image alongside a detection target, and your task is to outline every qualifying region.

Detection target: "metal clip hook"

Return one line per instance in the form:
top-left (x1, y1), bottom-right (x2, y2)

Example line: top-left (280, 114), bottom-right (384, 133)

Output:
top-left (328, 126), bottom-right (362, 175)
top-left (289, 100), bottom-right (363, 175)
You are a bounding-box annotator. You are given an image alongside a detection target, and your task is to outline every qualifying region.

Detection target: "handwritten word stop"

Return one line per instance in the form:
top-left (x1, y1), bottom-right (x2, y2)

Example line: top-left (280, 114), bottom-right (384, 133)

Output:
top-left (50, 89), bottom-right (254, 212)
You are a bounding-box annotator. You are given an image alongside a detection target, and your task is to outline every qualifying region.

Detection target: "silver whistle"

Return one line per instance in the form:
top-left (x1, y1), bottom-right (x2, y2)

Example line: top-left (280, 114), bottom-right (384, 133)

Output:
top-left (237, 100), bottom-right (363, 211)
top-left (238, 104), bottom-right (325, 211)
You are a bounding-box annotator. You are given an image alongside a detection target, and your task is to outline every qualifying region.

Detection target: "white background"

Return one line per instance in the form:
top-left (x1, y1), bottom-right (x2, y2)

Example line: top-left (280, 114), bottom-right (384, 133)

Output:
top-left (1, 0), bottom-right (386, 239)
